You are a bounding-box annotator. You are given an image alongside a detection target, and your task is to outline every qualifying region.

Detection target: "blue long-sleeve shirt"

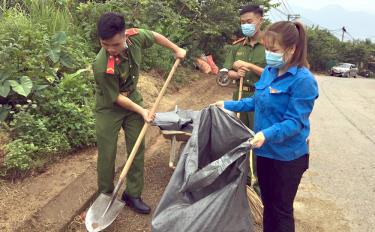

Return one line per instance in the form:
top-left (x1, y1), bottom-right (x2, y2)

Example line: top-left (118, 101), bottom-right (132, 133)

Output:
top-left (224, 66), bottom-right (319, 161)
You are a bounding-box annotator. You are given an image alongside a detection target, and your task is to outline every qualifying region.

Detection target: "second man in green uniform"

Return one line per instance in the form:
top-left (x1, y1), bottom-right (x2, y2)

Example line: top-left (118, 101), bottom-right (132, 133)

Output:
top-left (223, 5), bottom-right (266, 195)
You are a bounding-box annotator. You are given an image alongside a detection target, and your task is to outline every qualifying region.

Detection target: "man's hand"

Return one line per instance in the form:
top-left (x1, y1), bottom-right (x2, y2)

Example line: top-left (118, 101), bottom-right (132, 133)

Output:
top-left (250, 132), bottom-right (266, 148)
top-left (228, 70), bottom-right (241, 80)
top-left (141, 109), bottom-right (156, 123)
top-left (233, 60), bottom-right (252, 70)
top-left (237, 67), bottom-right (250, 78)
top-left (234, 60), bottom-right (264, 76)
top-left (174, 47), bottom-right (187, 60)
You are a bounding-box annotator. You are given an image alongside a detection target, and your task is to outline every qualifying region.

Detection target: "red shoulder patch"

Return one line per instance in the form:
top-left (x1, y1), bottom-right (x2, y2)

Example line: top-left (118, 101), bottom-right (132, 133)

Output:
top-left (125, 28), bottom-right (139, 37)
top-left (232, 37), bottom-right (246, 45)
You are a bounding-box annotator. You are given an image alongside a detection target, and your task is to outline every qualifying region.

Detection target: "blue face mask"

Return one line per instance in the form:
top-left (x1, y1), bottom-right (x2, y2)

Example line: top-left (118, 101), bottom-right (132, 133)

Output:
top-left (241, 23), bottom-right (256, 37)
top-left (265, 50), bottom-right (285, 68)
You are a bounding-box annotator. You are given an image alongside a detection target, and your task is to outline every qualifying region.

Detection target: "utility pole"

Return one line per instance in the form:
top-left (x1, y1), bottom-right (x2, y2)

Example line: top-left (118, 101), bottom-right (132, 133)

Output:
top-left (287, 14), bottom-right (300, 21)
top-left (341, 26), bottom-right (347, 42)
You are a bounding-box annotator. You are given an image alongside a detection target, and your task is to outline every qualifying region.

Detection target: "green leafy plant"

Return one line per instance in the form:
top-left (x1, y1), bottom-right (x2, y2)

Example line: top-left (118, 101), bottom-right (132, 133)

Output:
top-left (8, 76), bottom-right (33, 97)
top-left (3, 69), bottom-right (95, 172)
top-left (4, 139), bottom-right (36, 171)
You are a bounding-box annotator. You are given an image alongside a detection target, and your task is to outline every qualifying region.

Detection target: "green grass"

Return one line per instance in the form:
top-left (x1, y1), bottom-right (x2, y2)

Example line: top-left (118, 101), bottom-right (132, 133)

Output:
top-left (26, 0), bottom-right (75, 34)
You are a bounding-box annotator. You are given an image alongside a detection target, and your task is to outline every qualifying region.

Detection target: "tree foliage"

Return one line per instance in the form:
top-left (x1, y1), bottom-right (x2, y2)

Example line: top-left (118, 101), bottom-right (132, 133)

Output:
top-left (307, 26), bottom-right (375, 71)
top-left (0, 0), bottom-right (277, 174)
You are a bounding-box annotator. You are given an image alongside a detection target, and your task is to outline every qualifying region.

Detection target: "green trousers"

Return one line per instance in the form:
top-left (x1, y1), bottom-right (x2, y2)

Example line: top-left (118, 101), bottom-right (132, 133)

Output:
top-left (96, 109), bottom-right (145, 197)
top-left (233, 89), bottom-right (260, 196)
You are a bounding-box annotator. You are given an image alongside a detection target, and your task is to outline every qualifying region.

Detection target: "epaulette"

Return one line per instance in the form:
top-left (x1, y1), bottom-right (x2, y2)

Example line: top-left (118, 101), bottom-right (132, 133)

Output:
top-left (125, 28), bottom-right (140, 46)
top-left (232, 37), bottom-right (246, 45)
top-left (125, 28), bottom-right (139, 36)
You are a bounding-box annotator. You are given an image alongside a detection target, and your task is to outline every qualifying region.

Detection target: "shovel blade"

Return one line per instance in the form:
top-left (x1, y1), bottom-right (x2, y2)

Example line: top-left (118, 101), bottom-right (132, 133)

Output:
top-left (85, 193), bottom-right (125, 232)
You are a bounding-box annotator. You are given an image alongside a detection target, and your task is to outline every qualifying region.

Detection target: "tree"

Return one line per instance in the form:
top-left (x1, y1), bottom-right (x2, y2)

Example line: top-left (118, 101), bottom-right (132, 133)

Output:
top-left (306, 26), bottom-right (375, 71)
top-left (307, 26), bottom-right (341, 71)
top-left (74, 0), bottom-right (275, 68)
top-left (133, 0), bottom-right (276, 66)
top-left (339, 40), bottom-right (375, 69)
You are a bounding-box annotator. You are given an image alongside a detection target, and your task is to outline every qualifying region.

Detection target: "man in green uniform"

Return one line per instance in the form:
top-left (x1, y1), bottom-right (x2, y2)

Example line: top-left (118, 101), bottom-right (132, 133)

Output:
top-left (223, 5), bottom-right (266, 195)
top-left (93, 12), bottom-right (186, 214)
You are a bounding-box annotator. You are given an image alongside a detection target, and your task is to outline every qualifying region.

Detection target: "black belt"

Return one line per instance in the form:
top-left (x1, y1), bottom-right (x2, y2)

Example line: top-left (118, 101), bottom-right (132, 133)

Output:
top-left (120, 85), bottom-right (135, 97)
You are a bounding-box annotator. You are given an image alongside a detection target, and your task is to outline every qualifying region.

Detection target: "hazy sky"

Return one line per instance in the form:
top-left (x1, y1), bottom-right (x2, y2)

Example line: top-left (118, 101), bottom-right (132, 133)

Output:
top-left (269, 0), bottom-right (375, 40)
top-left (274, 0), bottom-right (375, 14)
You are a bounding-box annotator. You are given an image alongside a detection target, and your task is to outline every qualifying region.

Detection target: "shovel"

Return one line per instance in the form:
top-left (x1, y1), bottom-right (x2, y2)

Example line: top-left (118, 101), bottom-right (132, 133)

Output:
top-left (85, 59), bottom-right (182, 232)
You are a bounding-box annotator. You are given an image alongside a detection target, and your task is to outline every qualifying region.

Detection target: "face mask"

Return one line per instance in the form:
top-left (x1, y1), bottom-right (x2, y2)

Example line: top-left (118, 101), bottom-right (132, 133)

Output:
top-left (241, 23), bottom-right (256, 37)
top-left (124, 41), bottom-right (128, 49)
top-left (265, 50), bottom-right (285, 68)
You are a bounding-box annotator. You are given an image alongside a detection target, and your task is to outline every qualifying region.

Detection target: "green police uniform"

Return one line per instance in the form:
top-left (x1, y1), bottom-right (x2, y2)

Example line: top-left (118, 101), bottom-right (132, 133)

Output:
top-left (93, 28), bottom-right (155, 197)
top-left (223, 37), bottom-right (266, 129)
top-left (223, 37), bottom-right (265, 195)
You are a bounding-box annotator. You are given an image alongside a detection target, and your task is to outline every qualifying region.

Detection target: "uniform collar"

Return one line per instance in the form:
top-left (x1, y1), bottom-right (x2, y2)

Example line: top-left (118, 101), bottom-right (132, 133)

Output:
top-left (105, 51), bottom-right (128, 75)
top-left (267, 65), bottom-right (298, 76)
top-left (105, 47), bottom-right (128, 61)
top-left (242, 37), bottom-right (261, 47)
top-left (285, 66), bottom-right (298, 75)
top-left (119, 49), bottom-right (128, 60)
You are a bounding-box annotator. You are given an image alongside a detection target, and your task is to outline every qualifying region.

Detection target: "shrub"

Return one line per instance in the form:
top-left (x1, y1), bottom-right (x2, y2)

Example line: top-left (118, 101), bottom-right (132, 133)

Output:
top-left (4, 139), bottom-right (36, 171)
top-left (3, 69), bottom-right (95, 172)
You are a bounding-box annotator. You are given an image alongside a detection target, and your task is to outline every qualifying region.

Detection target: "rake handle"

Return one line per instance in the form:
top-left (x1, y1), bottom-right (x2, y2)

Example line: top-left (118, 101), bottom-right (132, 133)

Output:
top-left (236, 76), bottom-right (244, 118)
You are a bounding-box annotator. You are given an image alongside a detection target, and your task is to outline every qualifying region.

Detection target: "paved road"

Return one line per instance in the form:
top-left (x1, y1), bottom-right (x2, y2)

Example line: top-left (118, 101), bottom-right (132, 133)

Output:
top-left (295, 75), bottom-right (375, 232)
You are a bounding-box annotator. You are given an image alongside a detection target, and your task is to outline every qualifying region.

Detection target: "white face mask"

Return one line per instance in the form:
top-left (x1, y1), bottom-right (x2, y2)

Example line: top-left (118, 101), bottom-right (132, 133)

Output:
top-left (241, 23), bottom-right (256, 37)
top-left (265, 50), bottom-right (285, 68)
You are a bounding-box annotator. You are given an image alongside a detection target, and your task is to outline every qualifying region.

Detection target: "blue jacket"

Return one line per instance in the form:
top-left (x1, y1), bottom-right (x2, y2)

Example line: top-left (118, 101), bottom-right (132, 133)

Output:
top-left (224, 66), bottom-right (319, 161)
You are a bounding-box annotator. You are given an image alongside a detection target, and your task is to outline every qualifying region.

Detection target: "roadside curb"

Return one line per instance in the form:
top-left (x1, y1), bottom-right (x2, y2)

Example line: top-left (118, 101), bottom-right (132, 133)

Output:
top-left (14, 106), bottom-right (174, 232)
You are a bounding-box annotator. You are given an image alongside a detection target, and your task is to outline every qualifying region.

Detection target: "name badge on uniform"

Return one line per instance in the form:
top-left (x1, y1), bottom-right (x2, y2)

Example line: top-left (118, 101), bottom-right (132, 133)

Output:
top-left (269, 87), bottom-right (280, 94)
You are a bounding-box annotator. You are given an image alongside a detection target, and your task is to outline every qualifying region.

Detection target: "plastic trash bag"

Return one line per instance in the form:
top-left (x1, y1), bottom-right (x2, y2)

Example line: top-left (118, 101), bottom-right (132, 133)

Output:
top-left (152, 109), bottom-right (199, 132)
top-left (152, 106), bottom-right (255, 232)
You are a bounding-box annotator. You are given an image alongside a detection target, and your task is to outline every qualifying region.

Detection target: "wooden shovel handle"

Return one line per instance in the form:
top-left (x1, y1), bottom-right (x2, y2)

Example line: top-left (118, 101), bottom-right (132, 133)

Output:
top-left (114, 59), bottom-right (181, 193)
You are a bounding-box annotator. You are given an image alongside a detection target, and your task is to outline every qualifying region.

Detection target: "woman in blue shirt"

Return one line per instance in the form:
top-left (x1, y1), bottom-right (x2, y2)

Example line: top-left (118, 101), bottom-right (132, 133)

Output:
top-left (216, 21), bottom-right (318, 232)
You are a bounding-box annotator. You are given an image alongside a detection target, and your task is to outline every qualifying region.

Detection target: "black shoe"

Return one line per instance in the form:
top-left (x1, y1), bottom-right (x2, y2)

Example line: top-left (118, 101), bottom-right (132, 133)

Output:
top-left (121, 193), bottom-right (151, 214)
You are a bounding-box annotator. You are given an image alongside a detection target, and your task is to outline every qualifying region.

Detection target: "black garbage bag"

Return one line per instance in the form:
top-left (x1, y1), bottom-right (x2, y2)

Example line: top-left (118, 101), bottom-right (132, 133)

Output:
top-left (152, 106), bottom-right (255, 232)
top-left (151, 108), bottom-right (199, 132)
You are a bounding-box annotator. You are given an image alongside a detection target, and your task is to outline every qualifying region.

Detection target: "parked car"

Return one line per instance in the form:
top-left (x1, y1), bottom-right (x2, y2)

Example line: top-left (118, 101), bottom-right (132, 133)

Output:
top-left (330, 63), bottom-right (358, 77)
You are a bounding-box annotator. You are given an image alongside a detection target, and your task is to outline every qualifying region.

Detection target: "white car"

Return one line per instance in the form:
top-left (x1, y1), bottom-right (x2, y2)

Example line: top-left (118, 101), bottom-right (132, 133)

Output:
top-left (330, 63), bottom-right (358, 78)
